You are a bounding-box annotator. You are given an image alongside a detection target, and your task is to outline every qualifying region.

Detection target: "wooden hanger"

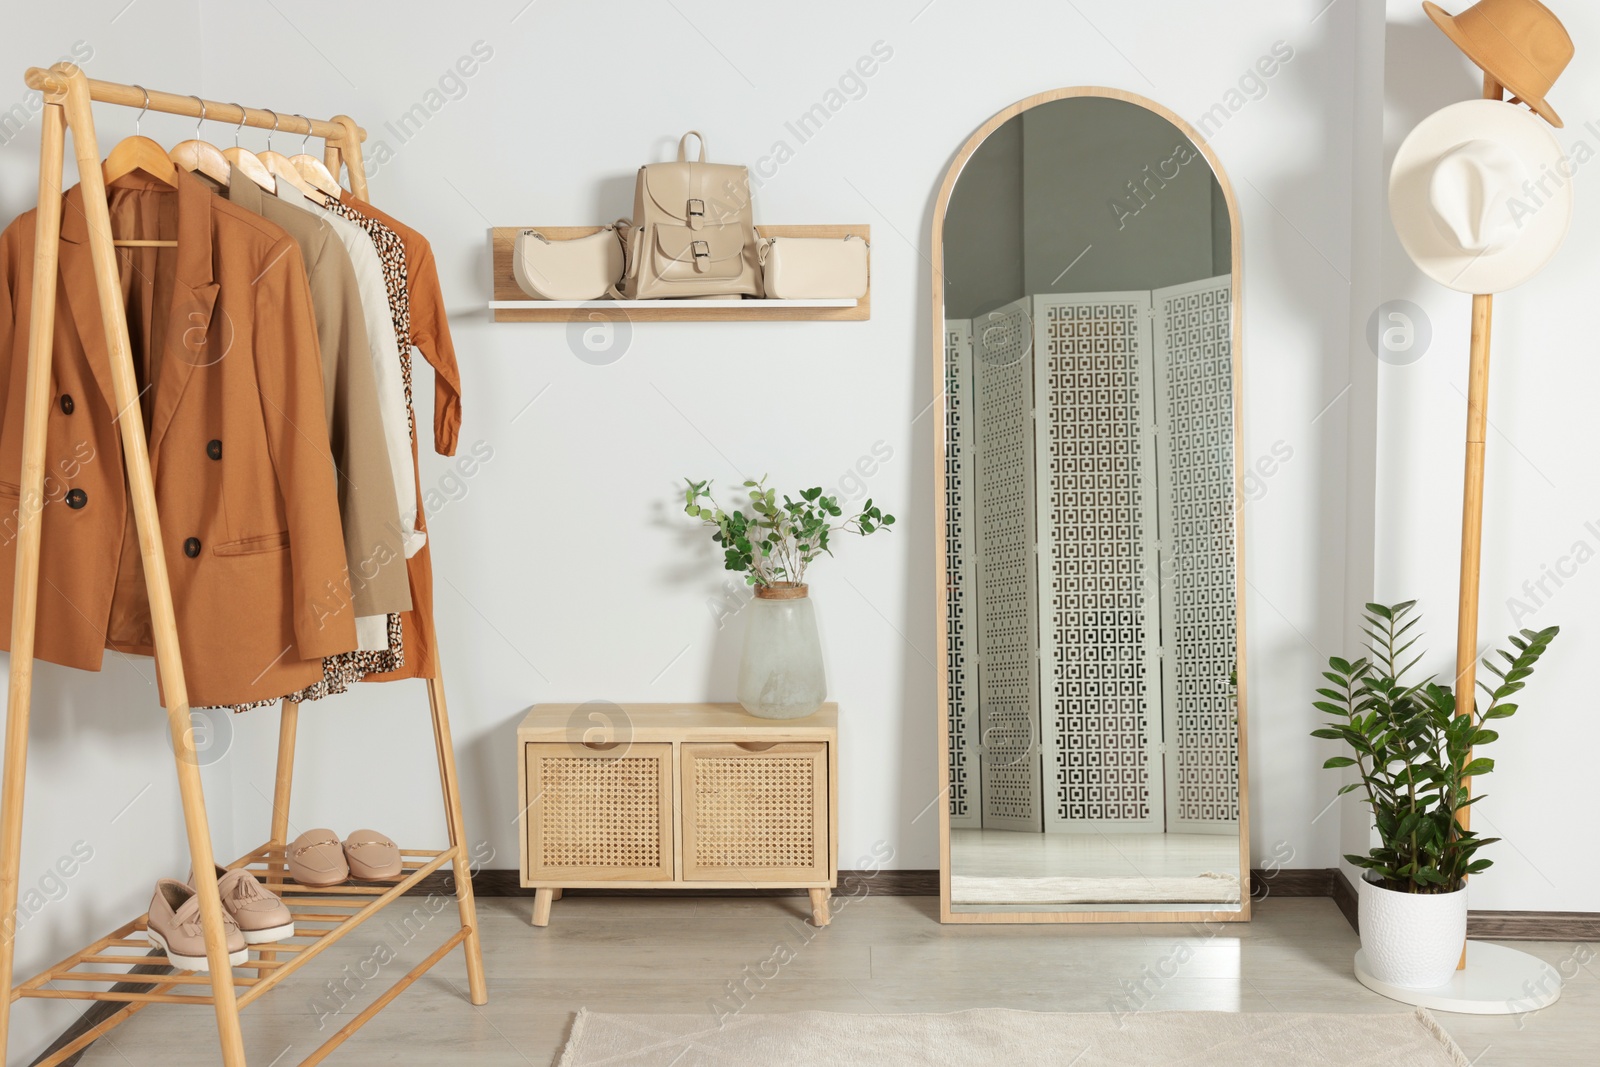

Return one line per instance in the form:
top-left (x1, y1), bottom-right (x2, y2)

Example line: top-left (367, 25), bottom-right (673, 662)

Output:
top-left (104, 86), bottom-right (177, 247)
top-left (258, 109), bottom-right (324, 202)
top-left (288, 113), bottom-right (344, 198)
top-left (221, 101), bottom-right (275, 191)
top-left (168, 95), bottom-right (230, 187)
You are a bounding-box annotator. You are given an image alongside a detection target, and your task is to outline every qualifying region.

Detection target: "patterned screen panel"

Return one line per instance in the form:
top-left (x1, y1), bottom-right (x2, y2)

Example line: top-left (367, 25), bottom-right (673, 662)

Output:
top-left (944, 320), bottom-right (979, 828)
top-left (972, 299), bottom-right (1041, 831)
top-left (1033, 294), bottom-right (1163, 832)
top-left (1154, 276), bottom-right (1239, 830)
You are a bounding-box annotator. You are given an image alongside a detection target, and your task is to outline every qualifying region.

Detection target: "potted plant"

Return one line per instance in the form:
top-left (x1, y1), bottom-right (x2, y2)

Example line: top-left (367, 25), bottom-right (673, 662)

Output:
top-left (1312, 601), bottom-right (1557, 988)
top-left (683, 476), bottom-right (893, 719)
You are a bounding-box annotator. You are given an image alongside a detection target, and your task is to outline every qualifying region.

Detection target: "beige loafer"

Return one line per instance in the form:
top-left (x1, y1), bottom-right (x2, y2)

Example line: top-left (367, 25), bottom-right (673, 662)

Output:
top-left (146, 878), bottom-right (247, 970)
top-left (287, 828), bottom-right (349, 887)
top-left (189, 865), bottom-right (295, 944)
top-left (343, 830), bottom-right (402, 880)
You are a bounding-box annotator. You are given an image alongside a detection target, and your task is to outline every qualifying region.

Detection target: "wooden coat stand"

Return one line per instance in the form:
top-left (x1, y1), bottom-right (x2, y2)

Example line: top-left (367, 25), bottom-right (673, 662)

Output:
top-left (0, 64), bottom-right (486, 1066)
top-left (1451, 73), bottom-right (1508, 862)
top-left (1355, 64), bottom-right (1567, 1013)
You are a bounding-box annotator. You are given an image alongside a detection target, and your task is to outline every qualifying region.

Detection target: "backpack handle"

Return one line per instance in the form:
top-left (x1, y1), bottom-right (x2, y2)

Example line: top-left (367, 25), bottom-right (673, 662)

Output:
top-left (677, 130), bottom-right (708, 163)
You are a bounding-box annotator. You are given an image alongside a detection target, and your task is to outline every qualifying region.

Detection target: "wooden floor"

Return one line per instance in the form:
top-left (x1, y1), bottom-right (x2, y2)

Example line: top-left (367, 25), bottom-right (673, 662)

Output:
top-left (67, 894), bottom-right (1594, 1065)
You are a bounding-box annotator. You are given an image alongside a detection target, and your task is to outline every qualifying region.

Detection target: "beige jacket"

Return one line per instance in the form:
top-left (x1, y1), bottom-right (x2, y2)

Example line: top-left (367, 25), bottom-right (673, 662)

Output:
top-left (219, 169), bottom-right (410, 645)
top-left (276, 183), bottom-right (424, 561)
top-left (220, 170), bottom-right (412, 627)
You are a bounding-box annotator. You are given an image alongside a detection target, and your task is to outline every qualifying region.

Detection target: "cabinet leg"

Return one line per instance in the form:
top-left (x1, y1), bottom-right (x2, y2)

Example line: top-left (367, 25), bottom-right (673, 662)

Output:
top-left (808, 888), bottom-right (831, 927)
top-left (532, 888), bottom-right (554, 927)
top-left (551, 888), bottom-right (562, 901)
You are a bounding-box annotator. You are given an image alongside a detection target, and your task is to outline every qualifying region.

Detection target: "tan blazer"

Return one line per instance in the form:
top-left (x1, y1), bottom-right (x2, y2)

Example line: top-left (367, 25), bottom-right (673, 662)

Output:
top-left (0, 169), bottom-right (357, 707)
top-left (219, 168), bottom-right (411, 623)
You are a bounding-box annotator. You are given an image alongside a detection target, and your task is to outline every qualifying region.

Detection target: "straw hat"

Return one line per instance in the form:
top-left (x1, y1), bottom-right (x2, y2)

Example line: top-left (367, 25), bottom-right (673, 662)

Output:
top-left (1389, 99), bottom-right (1573, 293)
top-left (1423, 0), bottom-right (1574, 127)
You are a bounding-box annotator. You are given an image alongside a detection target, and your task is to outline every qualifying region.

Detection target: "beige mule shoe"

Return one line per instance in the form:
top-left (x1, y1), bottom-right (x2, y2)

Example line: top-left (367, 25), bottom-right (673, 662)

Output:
top-left (287, 828), bottom-right (350, 887)
top-left (343, 830), bottom-right (402, 880)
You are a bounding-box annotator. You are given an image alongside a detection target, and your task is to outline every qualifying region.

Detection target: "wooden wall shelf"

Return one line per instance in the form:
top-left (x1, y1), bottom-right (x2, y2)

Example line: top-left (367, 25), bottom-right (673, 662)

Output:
top-left (489, 225), bottom-right (871, 322)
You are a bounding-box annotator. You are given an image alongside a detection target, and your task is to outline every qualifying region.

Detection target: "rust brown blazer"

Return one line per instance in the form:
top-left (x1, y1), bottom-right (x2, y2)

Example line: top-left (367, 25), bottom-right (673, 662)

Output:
top-left (0, 169), bottom-right (357, 707)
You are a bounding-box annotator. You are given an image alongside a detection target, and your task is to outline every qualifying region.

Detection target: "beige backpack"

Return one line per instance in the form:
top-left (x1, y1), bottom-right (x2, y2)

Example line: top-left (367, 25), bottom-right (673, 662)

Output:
top-left (613, 131), bottom-right (763, 300)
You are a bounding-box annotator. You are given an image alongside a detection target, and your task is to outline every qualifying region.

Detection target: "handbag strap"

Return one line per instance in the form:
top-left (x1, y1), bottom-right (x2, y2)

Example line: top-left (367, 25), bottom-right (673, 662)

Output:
top-left (608, 217), bottom-right (634, 301)
top-left (677, 130), bottom-right (708, 163)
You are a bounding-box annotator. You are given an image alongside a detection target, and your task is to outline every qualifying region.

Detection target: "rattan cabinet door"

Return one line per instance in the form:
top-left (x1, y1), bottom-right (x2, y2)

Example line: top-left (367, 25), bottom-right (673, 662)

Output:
top-left (681, 742), bottom-right (829, 882)
top-left (525, 742), bottom-right (673, 881)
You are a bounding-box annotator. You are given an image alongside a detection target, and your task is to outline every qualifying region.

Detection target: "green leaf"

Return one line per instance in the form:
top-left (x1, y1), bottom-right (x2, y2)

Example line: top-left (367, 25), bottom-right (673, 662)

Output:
top-left (1323, 756), bottom-right (1357, 769)
top-left (1460, 758), bottom-right (1495, 776)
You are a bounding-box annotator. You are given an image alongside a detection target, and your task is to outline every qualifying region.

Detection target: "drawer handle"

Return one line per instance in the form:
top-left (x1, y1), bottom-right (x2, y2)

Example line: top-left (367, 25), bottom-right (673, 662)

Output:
top-left (733, 742), bottom-right (779, 752)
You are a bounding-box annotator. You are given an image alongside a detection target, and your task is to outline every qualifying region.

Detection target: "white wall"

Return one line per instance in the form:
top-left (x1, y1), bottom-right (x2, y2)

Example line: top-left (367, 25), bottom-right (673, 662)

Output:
top-left (9, 0), bottom-right (1579, 1058)
top-left (192, 0), bottom-right (1354, 889)
top-left (1365, 2), bottom-right (1600, 912)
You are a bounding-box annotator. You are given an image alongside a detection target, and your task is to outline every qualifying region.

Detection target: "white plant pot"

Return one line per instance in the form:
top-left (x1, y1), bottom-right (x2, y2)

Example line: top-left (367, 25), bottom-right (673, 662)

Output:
top-left (1357, 875), bottom-right (1468, 988)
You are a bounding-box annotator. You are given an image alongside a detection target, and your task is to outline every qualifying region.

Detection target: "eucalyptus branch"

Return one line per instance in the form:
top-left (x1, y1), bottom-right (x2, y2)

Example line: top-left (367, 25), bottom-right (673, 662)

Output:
top-left (682, 475), bottom-right (894, 587)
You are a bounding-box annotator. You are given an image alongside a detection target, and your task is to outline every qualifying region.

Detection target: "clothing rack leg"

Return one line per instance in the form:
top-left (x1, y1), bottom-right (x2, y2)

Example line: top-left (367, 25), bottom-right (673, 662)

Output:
top-left (270, 699), bottom-right (300, 862)
top-left (54, 65), bottom-right (247, 1065)
top-left (258, 698), bottom-right (300, 966)
top-left (0, 95), bottom-right (68, 1058)
top-left (426, 665), bottom-right (487, 1004)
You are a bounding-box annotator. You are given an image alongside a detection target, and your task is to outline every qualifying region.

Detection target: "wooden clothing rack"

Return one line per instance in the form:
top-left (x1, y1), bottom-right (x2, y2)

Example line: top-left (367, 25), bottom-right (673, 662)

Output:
top-left (0, 64), bottom-right (486, 1066)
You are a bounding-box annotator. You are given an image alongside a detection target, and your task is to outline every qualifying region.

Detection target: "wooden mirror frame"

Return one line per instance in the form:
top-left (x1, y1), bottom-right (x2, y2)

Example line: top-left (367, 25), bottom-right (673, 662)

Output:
top-left (932, 86), bottom-right (1251, 925)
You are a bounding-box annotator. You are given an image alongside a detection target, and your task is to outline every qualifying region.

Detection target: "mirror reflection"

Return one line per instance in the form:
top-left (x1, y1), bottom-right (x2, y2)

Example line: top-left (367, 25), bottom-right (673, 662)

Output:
top-left (942, 94), bottom-right (1243, 915)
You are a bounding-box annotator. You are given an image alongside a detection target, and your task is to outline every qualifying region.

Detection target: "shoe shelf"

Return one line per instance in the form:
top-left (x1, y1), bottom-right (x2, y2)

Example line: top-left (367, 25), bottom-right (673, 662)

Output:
top-left (13, 843), bottom-right (462, 1065)
top-left (487, 224), bottom-right (872, 322)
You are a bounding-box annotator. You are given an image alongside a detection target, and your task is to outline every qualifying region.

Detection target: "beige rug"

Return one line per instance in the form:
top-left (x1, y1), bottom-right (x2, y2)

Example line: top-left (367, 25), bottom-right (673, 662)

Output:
top-left (951, 871), bottom-right (1240, 905)
top-left (557, 1008), bottom-right (1468, 1066)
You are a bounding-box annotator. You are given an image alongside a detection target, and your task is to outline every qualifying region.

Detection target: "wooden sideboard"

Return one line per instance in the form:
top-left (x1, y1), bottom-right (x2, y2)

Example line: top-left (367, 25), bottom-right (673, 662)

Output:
top-left (517, 703), bottom-right (839, 927)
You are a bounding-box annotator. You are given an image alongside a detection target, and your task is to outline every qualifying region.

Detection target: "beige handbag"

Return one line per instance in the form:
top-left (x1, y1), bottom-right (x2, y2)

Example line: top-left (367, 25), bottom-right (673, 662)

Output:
top-left (512, 226), bottom-right (625, 301)
top-left (759, 234), bottom-right (870, 299)
top-left (614, 131), bottom-right (763, 300)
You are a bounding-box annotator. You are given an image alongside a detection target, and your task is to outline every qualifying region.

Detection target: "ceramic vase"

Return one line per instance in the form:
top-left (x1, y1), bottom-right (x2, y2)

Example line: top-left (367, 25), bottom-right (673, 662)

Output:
top-left (737, 582), bottom-right (825, 719)
top-left (1357, 874), bottom-right (1469, 988)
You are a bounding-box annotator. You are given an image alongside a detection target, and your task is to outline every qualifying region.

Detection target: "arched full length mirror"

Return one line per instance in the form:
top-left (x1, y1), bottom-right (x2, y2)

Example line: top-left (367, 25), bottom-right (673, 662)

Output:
top-left (935, 88), bottom-right (1249, 923)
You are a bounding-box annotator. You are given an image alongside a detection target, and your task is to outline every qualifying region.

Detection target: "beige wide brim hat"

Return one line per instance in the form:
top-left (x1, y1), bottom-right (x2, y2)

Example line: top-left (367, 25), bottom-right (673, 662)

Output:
top-left (1390, 99), bottom-right (1572, 294)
